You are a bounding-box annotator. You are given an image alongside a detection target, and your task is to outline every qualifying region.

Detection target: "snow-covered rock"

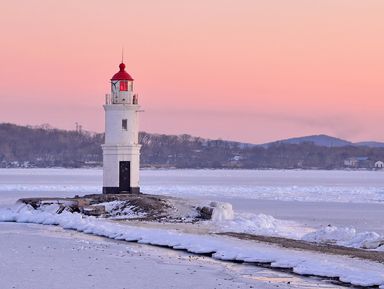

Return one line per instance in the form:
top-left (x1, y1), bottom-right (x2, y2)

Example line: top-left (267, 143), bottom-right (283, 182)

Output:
top-left (303, 225), bottom-right (384, 249)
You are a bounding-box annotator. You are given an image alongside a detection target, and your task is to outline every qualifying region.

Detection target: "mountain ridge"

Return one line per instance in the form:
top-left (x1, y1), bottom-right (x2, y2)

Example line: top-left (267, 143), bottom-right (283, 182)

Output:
top-left (261, 134), bottom-right (384, 148)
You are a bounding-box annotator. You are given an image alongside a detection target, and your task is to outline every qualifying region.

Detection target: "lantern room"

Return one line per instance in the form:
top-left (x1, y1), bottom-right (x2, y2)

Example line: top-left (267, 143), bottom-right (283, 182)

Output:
top-left (109, 63), bottom-right (137, 104)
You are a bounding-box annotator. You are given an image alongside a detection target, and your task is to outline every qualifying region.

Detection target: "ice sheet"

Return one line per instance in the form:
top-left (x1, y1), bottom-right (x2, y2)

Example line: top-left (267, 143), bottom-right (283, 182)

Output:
top-left (1, 168), bottom-right (384, 204)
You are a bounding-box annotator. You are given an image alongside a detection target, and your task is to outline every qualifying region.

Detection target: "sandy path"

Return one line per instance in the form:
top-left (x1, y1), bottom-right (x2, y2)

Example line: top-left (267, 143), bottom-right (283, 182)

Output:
top-left (118, 220), bottom-right (384, 264)
top-left (219, 232), bottom-right (384, 263)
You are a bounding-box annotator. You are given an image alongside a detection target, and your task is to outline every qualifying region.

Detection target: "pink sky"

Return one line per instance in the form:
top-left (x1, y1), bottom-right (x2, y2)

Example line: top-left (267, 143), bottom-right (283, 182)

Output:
top-left (1, 0), bottom-right (383, 144)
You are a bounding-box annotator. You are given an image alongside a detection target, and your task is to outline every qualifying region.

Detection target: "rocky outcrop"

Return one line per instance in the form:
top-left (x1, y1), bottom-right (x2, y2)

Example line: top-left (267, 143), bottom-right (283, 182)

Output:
top-left (19, 193), bottom-right (215, 222)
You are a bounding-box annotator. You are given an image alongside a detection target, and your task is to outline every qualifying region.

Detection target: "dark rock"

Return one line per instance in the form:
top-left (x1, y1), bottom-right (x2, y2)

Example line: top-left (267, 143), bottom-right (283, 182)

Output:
top-left (82, 205), bottom-right (106, 216)
top-left (197, 206), bottom-right (213, 220)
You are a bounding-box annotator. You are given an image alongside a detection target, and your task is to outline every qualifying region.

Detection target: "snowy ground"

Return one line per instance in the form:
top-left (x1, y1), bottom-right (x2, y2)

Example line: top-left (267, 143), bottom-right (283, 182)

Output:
top-left (1, 203), bottom-right (384, 288)
top-left (0, 222), bottom-right (344, 289)
top-left (1, 168), bottom-right (384, 288)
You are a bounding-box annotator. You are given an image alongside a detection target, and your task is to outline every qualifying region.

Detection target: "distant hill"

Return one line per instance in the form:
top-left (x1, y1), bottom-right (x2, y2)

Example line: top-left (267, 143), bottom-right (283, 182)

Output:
top-left (1, 123), bottom-right (384, 169)
top-left (0, 123), bottom-right (103, 167)
top-left (263, 134), bottom-right (384, 149)
top-left (354, 141), bottom-right (384, 148)
top-left (263, 134), bottom-right (352, 148)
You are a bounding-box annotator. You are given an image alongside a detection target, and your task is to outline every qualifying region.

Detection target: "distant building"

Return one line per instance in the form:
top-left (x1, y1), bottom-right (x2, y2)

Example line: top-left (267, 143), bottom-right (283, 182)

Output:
top-left (344, 158), bottom-right (357, 167)
top-left (344, 157), bottom-right (369, 168)
top-left (374, 161), bottom-right (384, 169)
top-left (232, 155), bottom-right (242, 161)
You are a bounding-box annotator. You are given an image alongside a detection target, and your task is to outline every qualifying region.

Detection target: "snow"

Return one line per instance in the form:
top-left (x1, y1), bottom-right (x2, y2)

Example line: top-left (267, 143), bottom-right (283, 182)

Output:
top-left (96, 200), bottom-right (146, 219)
top-left (303, 225), bottom-right (384, 249)
top-left (303, 226), bottom-right (356, 243)
top-left (1, 168), bottom-right (384, 205)
top-left (216, 213), bottom-right (311, 239)
top-left (1, 204), bottom-right (384, 288)
top-left (0, 184), bottom-right (100, 193)
top-left (211, 211), bottom-right (384, 249)
top-left (141, 169), bottom-right (384, 203)
top-left (1, 168), bottom-right (384, 204)
top-left (210, 202), bottom-right (234, 221)
top-left (342, 231), bottom-right (384, 249)
top-left (0, 223), bottom-right (270, 289)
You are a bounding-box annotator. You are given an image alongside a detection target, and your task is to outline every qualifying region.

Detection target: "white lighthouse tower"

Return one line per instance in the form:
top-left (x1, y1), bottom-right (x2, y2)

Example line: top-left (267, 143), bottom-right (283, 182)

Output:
top-left (102, 62), bottom-right (141, 194)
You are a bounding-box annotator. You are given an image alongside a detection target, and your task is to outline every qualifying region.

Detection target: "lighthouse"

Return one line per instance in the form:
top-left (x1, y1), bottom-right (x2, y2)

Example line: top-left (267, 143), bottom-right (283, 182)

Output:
top-left (102, 62), bottom-right (141, 194)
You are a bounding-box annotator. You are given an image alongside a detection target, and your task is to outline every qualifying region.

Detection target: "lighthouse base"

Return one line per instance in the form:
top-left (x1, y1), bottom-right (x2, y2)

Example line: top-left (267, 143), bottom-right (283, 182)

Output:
top-left (103, 187), bottom-right (140, 194)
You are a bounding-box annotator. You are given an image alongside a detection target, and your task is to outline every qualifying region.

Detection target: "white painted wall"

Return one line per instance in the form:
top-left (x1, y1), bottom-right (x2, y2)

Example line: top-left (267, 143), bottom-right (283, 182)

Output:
top-left (102, 145), bottom-right (141, 188)
top-left (102, 81), bottom-right (141, 190)
top-left (104, 104), bottom-right (139, 145)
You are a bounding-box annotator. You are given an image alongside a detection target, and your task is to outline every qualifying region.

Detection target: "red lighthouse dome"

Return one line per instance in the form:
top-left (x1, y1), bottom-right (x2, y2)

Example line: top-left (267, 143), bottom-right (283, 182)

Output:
top-left (111, 63), bottom-right (134, 81)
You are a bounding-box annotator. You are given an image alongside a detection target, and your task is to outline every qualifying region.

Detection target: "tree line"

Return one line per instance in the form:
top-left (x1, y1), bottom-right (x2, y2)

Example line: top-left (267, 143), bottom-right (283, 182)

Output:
top-left (1, 123), bottom-right (383, 169)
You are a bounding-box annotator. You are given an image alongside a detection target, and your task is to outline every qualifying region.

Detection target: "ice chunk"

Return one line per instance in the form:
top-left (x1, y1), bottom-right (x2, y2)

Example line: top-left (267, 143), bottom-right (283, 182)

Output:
top-left (303, 226), bottom-right (356, 243)
top-left (303, 225), bottom-right (384, 249)
top-left (210, 202), bottom-right (234, 221)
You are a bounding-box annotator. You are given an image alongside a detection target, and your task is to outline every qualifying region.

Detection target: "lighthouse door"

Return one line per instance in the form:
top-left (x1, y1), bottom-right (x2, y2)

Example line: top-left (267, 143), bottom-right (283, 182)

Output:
top-left (119, 161), bottom-right (131, 192)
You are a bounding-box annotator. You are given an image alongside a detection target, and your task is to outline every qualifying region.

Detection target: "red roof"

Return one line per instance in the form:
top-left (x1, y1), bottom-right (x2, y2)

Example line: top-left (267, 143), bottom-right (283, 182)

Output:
top-left (111, 63), bottom-right (134, 81)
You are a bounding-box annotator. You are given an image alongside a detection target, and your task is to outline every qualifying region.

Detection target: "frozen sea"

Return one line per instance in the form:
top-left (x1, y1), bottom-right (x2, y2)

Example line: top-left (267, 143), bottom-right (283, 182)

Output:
top-left (0, 168), bottom-right (383, 233)
top-left (1, 168), bottom-right (384, 288)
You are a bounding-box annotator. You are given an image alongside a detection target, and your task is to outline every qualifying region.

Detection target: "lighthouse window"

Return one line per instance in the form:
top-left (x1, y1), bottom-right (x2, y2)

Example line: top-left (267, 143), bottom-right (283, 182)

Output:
top-left (120, 80), bottom-right (128, 91)
top-left (122, 119), bottom-right (128, 130)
